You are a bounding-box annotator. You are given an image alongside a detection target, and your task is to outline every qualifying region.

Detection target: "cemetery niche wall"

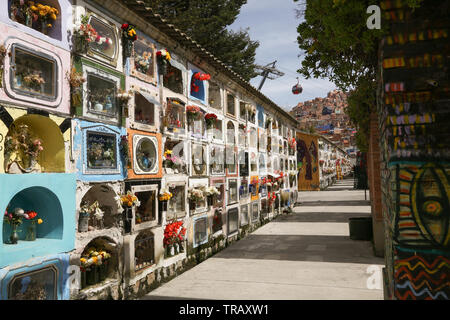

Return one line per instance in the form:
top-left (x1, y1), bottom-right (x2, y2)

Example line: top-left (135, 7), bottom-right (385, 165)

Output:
top-left (0, 0), bottom-right (303, 300)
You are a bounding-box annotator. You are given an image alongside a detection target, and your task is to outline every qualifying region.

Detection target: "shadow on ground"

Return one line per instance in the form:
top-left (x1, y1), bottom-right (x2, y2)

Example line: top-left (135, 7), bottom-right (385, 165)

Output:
top-left (296, 200), bottom-right (371, 207)
top-left (213, 234), bottom-right (383, 265)
top-left (275, 212), bottom-right (371, 223)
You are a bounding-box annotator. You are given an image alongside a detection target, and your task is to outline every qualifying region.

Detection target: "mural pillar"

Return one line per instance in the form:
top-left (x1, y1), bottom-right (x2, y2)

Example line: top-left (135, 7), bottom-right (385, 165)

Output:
top-left (378, 1), bottom-right (450, 300)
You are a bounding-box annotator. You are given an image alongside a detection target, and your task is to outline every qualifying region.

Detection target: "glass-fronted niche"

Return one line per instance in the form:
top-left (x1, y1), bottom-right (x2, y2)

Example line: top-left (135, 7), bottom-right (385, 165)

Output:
top-left (80, 62), bottom-right (123, 122)
top-left (86, 131), bottom-right (117, 171)
top-left (260, 198), bottom-right (268, 219)
top-left (238, 123), bottom-right (247, 147)
top-left (211, 180), bottom-right (225, 208)
top-left (87, 14), bottom-right (118, 66)
top-left (240, 204), bottom-right (249, 226)
top-left (132, 135), bottom-right (159, 175)
top-left (163, 63), bottom-right (183, 95)
top-left (164, 98), bottom-right (185, 134)
top-left (191, 143), bottom-right (207, 176)
top-left (227, 207), bottom-right (239, 236)
top-left (227, 178), bottom-right (238, 205)
top-left (131, 90), bottom-right (158, 132)
top-left (208, 82), bottom-right (221, 110)
top-left (238, 151), bottom-right (249, 177)
top-left (131, 40), bottom-right (156, 83)
top-left (86, 74), bottom-right (117, 117)
top-left (132, 184), bottom-right (158, 230)
top-left (166, 182), bottom-right (186, 220)
top-left (251, 201), bottom-right (259, 222)
top-left (210, 145), bottom-right (224, 175)
top-left (239, 178), bottom-right (249, 199)
top-left (134, 230), bottom-right (155, 272)
top-left (226, 92), bottom-right (236, 117)
top-left (163, 138), bottom-right (187, 174)
top-left (193, 216), bottom-right (208, 248)
top-left (9, 44), bottom-right (57, 102)
top-left (239, 101), bottom-right (247, 121)
top-left (188, 107), bottom-right (205, 138)
top-left (7, 265), bottom-right (58, 300)
top-left (83, 126), bottom-right (121, 175)
top-left (9, 0), bottom-right (62, 41)
top-left (225, 146), bottom-right (237, 175)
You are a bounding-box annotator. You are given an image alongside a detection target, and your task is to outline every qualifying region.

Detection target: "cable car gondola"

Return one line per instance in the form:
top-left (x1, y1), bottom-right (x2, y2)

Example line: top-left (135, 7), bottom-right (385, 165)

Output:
top-left (292, 77), bottom-right (303, 95)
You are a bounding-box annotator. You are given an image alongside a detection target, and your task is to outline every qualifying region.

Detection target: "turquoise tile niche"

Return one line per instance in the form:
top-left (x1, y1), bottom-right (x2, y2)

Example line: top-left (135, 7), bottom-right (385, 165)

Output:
top-left (0, 174), bottom-right (76, 268)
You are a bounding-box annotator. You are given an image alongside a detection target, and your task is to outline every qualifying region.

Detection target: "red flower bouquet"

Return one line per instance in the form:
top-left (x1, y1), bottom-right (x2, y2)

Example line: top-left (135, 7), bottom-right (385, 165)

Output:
top-left (186, 105), bottom-right (202, 120)
top-left (204, 113), bottom-right (217, 128)
top-left (163, 221), bottom-right (186, 247)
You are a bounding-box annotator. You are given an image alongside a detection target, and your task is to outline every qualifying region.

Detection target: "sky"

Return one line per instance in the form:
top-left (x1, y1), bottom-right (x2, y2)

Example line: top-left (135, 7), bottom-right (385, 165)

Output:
top-left (228, 0), bottom-right (337, 111)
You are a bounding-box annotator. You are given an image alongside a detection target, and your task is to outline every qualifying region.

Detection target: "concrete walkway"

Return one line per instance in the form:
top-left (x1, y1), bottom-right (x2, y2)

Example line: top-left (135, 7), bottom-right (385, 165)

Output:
top-left (142, 178), bottom-right (385, 300)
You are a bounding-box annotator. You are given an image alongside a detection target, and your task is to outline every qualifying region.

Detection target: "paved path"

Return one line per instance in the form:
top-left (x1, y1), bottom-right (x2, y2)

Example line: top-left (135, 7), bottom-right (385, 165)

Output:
top-left (142, 179), bottom-right (385, 300)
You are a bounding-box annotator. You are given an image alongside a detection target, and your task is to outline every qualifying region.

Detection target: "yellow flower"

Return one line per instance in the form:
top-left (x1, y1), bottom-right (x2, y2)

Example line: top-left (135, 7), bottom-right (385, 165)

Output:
top-left (47, 24), bottom-right (52, 28)
top-left (92, 256), bottom-right (98, 264)
top-left (31, 5), bottom-right (38, 11)
top-left (50, 13), bottom-right (57, 20)
top-left (37, 218), bottom-right (43, 224)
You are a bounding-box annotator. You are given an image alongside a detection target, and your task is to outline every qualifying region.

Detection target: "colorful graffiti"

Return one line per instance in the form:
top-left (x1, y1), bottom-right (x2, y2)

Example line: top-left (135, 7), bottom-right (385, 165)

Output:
top-left (395, 163), bottom-right (450, 248)
top-left (296, 132), bottom-right (319, 191)
top-left (394, 246), bottom-right (450, 300)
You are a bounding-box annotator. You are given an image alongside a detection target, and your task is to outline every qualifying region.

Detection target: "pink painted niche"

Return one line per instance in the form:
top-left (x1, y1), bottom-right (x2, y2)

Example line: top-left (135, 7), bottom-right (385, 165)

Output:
top-left (0, 26), bottom-right (70, 114)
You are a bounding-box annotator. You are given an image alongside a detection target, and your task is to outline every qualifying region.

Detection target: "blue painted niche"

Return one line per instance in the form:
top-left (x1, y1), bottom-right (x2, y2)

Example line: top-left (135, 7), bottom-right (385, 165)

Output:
top-left (0, 253), bottom-right (70, 300)
top-left (73, 119), bottom-right (127, 182)
top-left (257, 105), bottom-right (264, 128)
top-left (0, 173), bottom-right (76, 268)
top-left (189, 69), bottom-right (206, 103)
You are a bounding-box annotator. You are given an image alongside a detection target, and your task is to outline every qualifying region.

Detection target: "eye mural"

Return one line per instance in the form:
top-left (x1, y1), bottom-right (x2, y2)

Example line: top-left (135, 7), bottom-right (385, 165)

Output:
top-left (395, 163), bottom-right (450, 248)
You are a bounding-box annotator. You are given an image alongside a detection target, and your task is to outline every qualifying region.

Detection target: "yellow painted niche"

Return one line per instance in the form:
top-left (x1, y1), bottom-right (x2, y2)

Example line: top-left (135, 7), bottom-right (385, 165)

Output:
top-left (2, 114), bottom-right (66, 173)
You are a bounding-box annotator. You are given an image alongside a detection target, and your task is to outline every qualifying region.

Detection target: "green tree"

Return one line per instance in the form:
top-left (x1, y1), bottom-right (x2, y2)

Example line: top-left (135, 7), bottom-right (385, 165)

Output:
top-left (294, 0), bottom-right (424, 151)
top-left (294, 0), bottom-right (384, 150)
top-left (144, 0), bottom-right (260, 81)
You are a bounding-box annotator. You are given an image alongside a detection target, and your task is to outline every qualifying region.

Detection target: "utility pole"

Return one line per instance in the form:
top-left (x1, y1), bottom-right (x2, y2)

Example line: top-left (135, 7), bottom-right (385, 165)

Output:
top-left (255, 60), bottom-right (285, 91)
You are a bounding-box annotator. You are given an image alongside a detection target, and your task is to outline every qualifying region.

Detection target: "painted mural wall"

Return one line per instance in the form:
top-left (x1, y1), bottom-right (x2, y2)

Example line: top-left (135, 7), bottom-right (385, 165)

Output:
top-left (296, 132), bottom-right (319, 191)
top-left (379, 0), bottom-right (450, 300)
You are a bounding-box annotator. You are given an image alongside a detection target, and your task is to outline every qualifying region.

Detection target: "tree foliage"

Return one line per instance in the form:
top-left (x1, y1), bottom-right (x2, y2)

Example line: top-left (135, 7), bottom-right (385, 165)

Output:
top-left (144, 0), bottom-right (260, 81)
top-left (294, 0), bottom-right (385, 150)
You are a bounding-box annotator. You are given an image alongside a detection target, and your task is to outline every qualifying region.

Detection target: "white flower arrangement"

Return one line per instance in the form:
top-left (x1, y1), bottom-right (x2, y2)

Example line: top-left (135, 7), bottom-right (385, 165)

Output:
top-left (205, 186), bottom-right (220, 196)
top-left (188, 187), bottom-right (206, 201)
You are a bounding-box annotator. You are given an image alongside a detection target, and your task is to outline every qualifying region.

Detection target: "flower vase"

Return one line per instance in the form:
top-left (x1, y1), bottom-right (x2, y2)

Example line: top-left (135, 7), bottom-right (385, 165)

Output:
top-left (86, 267), bottom-right (97, 285)
top-left (179, 242), bottom-right (184, 253)
top-left (161, 200), bottom-right (168, 212)
top-left (41, 21), bottom-right (48, 35)
top-left (123, 206), bottom-right (132, 234)
top-left (25, 221), bottom-right (36, 241)
top-left (78, 212), bottom-right (90, 232)
top-left (99, 261), bottom-right (108, 281)
top-left (75, 36), bottom-right (88, 54)
top-left (207, 196), bottom-right (213, 207)
top-left (158, 60), bottom-right (167, 75)
top-left (165, 245), bottom-right (173, 258)
top-left (80, 269), bottom-right (87, 289)
top-left (25, 13), bottom-right (33, 28)
top-left (123, 39), bottom-right (133, 58)
top-left (189, 200), bottom-right (196, 211)
top-left (71, 88), bottom-right (82, 107)
top-left (174, 243), bottom-right (179, 255)
top-left (9, 224), bottom-right (19, 244)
